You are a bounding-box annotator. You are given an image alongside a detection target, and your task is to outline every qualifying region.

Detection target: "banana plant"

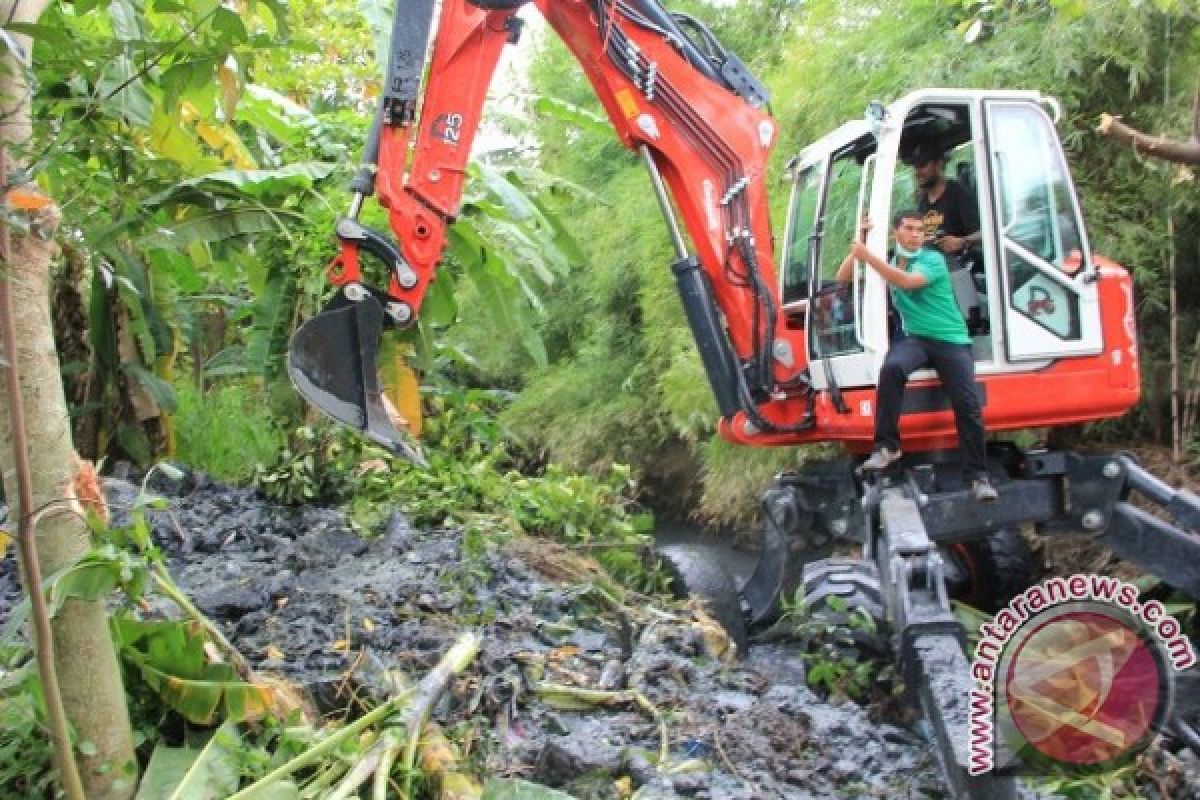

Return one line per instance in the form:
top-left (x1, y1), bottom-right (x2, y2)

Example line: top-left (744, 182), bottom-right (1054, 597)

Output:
top-left (28, 0), bottom-right (586, 466)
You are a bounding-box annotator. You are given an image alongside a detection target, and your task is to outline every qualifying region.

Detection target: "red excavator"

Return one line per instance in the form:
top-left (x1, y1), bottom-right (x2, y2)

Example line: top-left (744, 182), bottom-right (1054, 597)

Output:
top-left (287, 1), bottom-right (1200, 796)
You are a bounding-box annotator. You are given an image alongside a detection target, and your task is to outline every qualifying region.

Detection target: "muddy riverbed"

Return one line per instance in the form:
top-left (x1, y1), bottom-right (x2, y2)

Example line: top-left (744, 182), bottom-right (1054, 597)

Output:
top-left (4, 468), bottom-right (1198, 798)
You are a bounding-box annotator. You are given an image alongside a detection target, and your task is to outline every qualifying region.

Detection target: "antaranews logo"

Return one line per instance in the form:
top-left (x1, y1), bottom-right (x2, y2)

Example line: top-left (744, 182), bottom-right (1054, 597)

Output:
top-left (968, 574), bottom-right (1196, 776)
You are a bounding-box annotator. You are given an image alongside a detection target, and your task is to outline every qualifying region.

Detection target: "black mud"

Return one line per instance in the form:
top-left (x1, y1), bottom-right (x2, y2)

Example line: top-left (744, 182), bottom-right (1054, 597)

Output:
top-left (0, 472), bottom-right (1102, 798)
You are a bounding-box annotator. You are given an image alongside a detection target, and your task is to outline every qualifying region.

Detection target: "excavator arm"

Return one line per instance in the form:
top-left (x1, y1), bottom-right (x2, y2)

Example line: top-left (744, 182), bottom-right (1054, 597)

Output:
top-left (287, 0), bottom-right (817, 459)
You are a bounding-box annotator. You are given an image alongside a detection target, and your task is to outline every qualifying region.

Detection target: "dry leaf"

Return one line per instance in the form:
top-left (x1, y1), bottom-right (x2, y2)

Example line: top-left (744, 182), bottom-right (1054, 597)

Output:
top-left (218, 61), bottom-right (240, 121)
top-left (265, 645), bottom-right (285, 662)
top-left (0, 529), bottom-right (10, 554)
top-left (5, 187), bottom-right (52, 211)
top-left (331, 639), bottom-right (350, 653)
top-left (548, 645), bottom-right (581, 662)
top-left (355, 459), bottom-right (388, 476)
top-left (72, 456), bottom-right (109, 525)
top-left (362, 618), bottom-right (376, 632)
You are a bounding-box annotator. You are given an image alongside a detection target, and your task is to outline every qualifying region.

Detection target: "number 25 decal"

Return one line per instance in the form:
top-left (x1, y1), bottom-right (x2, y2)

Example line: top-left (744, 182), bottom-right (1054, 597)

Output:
top-left (432, 113), bottom-right (464, 146)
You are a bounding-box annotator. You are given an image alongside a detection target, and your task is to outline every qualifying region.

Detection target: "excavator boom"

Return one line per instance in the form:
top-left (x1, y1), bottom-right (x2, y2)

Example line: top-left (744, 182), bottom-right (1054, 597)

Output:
top-left (287, 0), bottom-right (817, 459)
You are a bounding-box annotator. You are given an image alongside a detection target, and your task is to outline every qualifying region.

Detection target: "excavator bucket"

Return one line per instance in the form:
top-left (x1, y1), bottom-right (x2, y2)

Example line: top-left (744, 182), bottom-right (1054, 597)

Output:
top-left (287, 293), bottom-right (427, 466)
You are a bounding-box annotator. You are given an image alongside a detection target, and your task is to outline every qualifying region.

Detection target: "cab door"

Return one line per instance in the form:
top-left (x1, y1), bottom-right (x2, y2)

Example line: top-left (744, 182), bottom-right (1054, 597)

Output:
top-left (983, 100), bottom-right (1103, 361)
top-left (802, 142), bottom-right (879, 390)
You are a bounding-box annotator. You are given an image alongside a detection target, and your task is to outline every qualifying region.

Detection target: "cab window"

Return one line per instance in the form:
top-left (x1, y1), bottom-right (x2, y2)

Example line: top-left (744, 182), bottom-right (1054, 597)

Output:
top-left (783, 166), bottom-right (820, 305)
top-left (810, 149), bottom-right (868, 358)
top-left (988, 103), bottom-right (1087, 340)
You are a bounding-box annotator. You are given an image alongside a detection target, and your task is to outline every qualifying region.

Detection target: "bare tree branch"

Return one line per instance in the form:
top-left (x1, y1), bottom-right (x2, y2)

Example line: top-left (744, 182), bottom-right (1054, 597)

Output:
top-left (1098, 86), bottom-right (1200, 166)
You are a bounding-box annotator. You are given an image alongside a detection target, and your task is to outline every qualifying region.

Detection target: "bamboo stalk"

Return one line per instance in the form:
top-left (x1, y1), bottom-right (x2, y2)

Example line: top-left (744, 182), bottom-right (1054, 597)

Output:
top-left (227, 691), bottom-right (410, 800)
top-left (372, 730), bottom-right (405, 800)
top-left (400, 633), bottom-right (482, 796)
top-left (0, 146), bottom-right (86, 800)
top-left (1182, 332), bottom-right (1200, 454)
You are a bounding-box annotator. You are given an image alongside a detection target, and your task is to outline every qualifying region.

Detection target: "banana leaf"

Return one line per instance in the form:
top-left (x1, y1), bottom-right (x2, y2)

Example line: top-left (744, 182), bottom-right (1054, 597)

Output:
top-left (136, 722), bottom-right (241, 800)
top-left (115, 618), bottom-right (275, 725)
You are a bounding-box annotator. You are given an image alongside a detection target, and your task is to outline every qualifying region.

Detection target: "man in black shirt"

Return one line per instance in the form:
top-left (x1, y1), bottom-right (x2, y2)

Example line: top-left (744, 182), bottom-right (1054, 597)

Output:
top-left (906, 143), bottom-right (981, 257)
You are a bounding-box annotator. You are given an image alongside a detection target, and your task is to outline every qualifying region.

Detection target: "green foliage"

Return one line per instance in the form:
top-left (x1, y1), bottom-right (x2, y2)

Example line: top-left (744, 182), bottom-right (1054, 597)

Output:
top-left (1030, 764), bottom-right (1141, 800)
top-left (780, 591), bottom-right (898, 703)
top-left (115, 619), bottom-right (275, 725)
top-left (697, 438), bottom-right (809, 528)
top-left (0, 677), bottom-right (56, 799)
top-left (24, 0), bottom-right (348, 464)
top-left (252, 425), bottom-right (327, 504)
top-left (135, 723), bottom-right (243, 800)
top-left (174, 380), bottom-right (288, 482)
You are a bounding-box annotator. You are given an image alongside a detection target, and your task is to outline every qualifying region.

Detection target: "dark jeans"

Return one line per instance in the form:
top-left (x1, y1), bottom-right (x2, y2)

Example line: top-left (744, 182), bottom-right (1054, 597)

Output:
top-left (875, 335), bottom-right (988, 481)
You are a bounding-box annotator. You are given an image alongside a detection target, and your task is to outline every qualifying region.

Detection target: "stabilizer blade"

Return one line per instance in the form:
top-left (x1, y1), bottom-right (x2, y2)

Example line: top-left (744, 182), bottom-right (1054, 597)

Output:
top-left (287, 293), bottom-right (427, 466)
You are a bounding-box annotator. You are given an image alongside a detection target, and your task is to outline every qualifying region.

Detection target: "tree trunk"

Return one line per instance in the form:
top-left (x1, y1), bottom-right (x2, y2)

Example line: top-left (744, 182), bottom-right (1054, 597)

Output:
top-left (0, 2), bottom-right (137, 798)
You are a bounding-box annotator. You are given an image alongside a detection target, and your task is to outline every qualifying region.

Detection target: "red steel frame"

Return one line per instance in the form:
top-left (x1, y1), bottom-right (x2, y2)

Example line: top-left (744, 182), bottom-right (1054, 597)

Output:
top-left (347, 0), bottom-right (1140, 455)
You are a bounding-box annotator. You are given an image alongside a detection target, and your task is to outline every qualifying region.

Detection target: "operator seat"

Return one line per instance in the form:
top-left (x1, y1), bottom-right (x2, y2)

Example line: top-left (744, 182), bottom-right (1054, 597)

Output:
top-left (950, 265), bottom-right (986, 336)
top-left (955, 160), bottom-right (975, 196)
top-left (950, 160), bottom-right (988, 338)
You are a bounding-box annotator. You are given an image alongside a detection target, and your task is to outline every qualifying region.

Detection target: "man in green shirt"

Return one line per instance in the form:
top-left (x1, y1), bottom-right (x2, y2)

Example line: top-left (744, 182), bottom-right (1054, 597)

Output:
top-left (837, 210), bottom-right (996, 502)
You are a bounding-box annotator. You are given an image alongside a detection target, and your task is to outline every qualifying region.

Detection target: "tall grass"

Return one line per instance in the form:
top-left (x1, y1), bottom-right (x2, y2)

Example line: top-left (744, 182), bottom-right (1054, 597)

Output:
top-left (173, 380), bottom-right (287, 483)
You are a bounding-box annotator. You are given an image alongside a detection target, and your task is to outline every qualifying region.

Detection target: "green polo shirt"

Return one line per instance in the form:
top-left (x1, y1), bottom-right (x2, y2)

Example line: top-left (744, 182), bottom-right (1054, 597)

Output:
top-left (890, 248), bottom-right (970, 345)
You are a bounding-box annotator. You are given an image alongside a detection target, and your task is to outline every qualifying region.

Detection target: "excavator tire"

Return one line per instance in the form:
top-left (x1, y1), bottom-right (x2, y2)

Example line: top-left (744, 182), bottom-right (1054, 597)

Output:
top-left (797, 558), bottom-right (891, 679)
top-left (656, 544), bottom-right (749, 656)
top-left (800, 559), bottom-right (888, 640)
top-left (946, 528), bottom-right (1037, 612)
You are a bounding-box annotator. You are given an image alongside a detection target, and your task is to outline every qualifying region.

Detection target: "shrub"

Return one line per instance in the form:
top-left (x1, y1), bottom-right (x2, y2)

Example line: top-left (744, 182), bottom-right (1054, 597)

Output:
top-left (173, 380), bottom-right (288, 483)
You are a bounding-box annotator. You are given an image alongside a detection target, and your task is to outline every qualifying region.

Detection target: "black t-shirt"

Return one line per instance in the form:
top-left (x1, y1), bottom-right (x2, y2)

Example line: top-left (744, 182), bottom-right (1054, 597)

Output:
top-left (918, 179), bottom-right (979, 243)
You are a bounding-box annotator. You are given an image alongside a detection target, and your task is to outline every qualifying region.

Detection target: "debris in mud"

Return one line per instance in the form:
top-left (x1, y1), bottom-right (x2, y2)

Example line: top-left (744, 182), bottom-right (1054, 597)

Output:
top-left (4, 468), bottom-right (1196, 798)
top-left (53, 470), bottom-right (947, 798)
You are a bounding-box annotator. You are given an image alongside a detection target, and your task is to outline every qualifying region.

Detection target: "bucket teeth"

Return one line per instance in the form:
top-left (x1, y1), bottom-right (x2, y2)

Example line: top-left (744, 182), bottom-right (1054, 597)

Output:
top-left (287, 292), bottom-right (427, 467)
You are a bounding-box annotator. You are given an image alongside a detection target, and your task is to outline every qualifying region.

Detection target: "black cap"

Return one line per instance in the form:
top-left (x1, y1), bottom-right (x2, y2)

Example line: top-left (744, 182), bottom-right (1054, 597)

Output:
top-left (903, 142), bottom-right (945, 166)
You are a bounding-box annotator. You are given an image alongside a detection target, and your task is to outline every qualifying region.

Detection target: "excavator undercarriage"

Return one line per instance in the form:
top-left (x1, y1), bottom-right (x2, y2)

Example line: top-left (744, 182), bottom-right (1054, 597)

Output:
top-left (661, 446), bottom-right (1200, 798)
